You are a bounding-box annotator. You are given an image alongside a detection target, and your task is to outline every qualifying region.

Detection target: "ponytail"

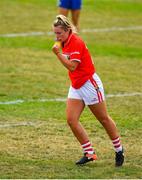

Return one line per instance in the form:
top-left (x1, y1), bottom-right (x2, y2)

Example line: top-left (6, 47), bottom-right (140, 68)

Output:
top-left (53, 15), bottom-right (77, 34)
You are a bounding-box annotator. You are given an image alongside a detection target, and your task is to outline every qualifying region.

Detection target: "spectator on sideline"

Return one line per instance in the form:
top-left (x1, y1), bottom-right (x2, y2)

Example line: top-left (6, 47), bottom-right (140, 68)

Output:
top-left (57, 0), bottom-right (82, 31)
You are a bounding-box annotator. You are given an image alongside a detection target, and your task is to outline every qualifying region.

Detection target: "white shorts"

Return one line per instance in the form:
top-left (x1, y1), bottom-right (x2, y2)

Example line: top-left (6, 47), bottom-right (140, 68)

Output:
top-left (68, 73), bottom-right (105, 105)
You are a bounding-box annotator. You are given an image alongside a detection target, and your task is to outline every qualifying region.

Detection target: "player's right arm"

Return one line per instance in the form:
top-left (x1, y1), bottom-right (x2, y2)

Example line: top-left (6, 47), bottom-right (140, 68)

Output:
top-left (52, 43), bottom-right (79, 72)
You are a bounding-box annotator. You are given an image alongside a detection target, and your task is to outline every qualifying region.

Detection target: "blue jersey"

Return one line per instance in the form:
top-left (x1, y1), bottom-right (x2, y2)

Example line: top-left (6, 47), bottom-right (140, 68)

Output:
top-left (58, 0), bottom-right (82, 10)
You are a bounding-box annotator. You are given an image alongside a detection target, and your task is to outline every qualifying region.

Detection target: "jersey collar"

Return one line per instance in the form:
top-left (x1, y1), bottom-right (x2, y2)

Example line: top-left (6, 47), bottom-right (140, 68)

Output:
top-left (63, 33), bottom-right (73, 47)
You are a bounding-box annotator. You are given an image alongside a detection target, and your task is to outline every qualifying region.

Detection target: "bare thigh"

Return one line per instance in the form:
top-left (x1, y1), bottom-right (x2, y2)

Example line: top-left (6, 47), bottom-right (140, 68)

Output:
top-left (66, 98), bottom-right (85, 123)
top-left (88, 101), bottom-right (108, 120)
top-left (71, 10), bottom-right (80, 26)
top-left (66, 98), bottom-right (90, 144)
top-left (59, 7), bottom-right (69, 16)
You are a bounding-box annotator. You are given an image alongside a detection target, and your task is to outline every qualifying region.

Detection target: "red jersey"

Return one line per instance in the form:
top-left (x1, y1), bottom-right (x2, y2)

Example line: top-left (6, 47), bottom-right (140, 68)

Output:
top-left (62, 33), bottom-right (95, 89)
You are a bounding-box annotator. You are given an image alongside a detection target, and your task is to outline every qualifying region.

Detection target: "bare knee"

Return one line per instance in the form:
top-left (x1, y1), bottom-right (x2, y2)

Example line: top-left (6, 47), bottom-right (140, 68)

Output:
top-left (98, 115), bottom-right (112, 126)
top-left (67, 117), bottom-right (78, 128)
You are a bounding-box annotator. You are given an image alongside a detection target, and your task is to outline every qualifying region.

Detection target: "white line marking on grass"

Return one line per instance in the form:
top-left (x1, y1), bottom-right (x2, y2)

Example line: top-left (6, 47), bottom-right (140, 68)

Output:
top-left (0, 121), bottom-right (37, 128)
top-left (0, 31), bottom-right (53, 38)
top-left (81, 26), bottom-right (142, 33)
top-left (106, 92), bottom-right (142, 98)
top-left (0, 26), bottom-right (142, 37)
top-left (0, 99), bottom-right (25, 104)
top-left (0, 92), bottom-right (142, 105)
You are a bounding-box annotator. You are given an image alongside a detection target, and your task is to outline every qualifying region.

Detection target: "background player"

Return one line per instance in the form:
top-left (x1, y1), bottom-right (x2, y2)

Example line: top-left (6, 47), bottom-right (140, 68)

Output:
top-left (58, 0), bottom-right (82, 31)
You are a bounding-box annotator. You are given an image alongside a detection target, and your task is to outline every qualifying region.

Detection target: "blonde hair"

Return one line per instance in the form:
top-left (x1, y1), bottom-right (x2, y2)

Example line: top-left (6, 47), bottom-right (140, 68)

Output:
top-left (53, 15), bottom-right (77, 34)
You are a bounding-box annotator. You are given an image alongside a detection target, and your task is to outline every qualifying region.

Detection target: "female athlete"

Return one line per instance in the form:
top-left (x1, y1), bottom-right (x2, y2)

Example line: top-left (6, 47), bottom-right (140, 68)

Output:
top-left (52, 15), bottom-right (124, 166)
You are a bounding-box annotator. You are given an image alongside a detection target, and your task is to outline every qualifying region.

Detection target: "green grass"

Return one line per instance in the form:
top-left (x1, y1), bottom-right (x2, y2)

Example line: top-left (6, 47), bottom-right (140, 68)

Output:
top-left (0, 0), bottom-right (142, 178)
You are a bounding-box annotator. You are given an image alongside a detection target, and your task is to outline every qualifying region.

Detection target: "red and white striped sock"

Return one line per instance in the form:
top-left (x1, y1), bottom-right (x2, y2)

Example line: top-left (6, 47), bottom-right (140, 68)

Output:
top-left (81, 141), bottom-right (94, 154)
top-left (112, 137), bottom-right (123, 152)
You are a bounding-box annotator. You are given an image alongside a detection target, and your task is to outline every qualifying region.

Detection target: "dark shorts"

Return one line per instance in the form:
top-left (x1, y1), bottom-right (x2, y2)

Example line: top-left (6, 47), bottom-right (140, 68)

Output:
top-left (58, 0), bottom-right (82, 10)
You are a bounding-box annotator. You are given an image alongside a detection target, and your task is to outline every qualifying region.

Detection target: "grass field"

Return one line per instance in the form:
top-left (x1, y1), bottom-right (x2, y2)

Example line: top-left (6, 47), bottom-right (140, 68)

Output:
top-left (0, 0), bottom-right (142, 178)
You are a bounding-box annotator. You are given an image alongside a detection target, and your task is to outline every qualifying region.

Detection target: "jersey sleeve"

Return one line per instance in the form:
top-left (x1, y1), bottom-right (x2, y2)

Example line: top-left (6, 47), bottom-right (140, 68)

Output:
top-left (69, 40), bottom-right (83, 63)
